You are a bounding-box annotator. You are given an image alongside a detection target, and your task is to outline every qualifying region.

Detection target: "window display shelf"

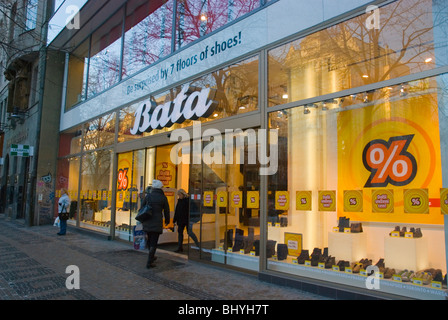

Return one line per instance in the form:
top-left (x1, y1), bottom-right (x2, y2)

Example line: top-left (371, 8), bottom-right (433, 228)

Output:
top-left (267, 258), bottom-right (448, 300)
top-left (211, 249), bottom-right (259, 272)
top-left (384, 236), bottom-right (428, 271)
top-left (328, 231), bottom-right (367, 262)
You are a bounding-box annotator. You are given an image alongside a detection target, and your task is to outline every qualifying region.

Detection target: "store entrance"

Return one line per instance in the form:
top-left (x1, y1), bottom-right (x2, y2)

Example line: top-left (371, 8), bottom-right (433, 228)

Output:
top-left (187, 135), bottom-right (261, 271)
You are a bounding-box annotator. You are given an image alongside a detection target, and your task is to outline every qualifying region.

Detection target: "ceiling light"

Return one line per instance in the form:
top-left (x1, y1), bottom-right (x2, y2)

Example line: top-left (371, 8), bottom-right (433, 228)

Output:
top-left (425, 57), bottom-right (433, 63)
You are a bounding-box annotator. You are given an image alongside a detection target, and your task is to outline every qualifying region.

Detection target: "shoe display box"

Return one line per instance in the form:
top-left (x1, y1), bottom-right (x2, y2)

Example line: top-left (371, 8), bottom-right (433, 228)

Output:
top-left (328, 231), bottom-right (367, 262)
top-left (384, 236), bottom-right (428, 271)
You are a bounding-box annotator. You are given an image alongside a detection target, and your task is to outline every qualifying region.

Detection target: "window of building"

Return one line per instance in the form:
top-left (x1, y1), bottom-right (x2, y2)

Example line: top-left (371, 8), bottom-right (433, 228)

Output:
top-left (268, 0), bottom-right (436, 107)
top-left (267, 75), bottom-right (446, 297)
top-left (122, 0), bottom-right (174, 79)
top-left (87, 8), bottom-right (124, 99)
top-left (176, 0), bottom-right (261, 49)
top-left (65, 39), bottom-right (89, 110)
top-left (25, 0), bottom-right (38, 30)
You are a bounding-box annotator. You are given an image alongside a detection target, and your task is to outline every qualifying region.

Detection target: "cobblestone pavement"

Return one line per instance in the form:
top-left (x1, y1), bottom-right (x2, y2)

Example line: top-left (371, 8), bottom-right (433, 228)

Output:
top-left (0, 214), bottom-right (331, 305)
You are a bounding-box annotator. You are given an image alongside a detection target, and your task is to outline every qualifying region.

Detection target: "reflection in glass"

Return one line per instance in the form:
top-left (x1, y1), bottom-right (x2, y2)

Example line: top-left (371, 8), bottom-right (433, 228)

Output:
top-left (268, 0), bottom-right (436, 107)
top-left (122, 0), bottom-right (174, 79)
top-left (79, 149), bottom-right (113, 234)
top-left (83, 113), bottom-right (116, 151)
top-left (176, 0), bottom-right (261, 49)
top-left (87, 9), bottom-right (124, 98)
top-left (56, 157), bottom-right (80, 223)
top-left (66, 40), bottom-right (89, 110)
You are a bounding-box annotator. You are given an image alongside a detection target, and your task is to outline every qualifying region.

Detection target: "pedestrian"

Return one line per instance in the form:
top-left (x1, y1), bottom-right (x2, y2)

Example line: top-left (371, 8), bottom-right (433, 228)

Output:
top-left (173, 189), bottom-right (199, 252)
top-left (57, 188), bottom-right (71, 236)
top-left (141, 180), bottom-right (170, 268)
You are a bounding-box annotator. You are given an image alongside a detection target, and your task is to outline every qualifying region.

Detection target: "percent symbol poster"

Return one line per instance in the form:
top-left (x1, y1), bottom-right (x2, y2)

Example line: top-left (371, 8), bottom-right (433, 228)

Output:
top-left (337, 91), bottom-right (443, 225)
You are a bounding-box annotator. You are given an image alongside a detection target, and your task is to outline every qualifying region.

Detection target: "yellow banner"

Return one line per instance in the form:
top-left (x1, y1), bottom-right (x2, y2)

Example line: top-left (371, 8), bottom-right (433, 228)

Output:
top-left (337, 91), bottom-right (443, 224)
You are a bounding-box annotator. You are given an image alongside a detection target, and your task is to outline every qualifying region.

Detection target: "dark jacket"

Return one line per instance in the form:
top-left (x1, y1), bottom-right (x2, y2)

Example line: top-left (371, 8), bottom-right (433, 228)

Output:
top-left (173, 197), bottom-right (189, 226)
top-left (142, 188), bottom-right (170, 234)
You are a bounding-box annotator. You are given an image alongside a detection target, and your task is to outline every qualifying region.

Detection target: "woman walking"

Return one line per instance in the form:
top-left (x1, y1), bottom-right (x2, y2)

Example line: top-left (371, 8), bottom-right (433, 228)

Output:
top-left (57, 188), bottom-right (71, 235)
top-left (141, 180), bottom-right (170, 268)
top-left (173, 189), bottom-right (199, 252)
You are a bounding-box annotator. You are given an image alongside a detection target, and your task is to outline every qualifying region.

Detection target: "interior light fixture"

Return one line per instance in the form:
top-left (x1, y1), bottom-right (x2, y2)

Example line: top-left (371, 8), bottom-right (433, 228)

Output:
top-left (425, 57), bottom-right (433, 63)
top-left (200, 14), bottom-right (207, 21)
top-left (363, 92), bottom-right (370, 103)
top-left (213, 113), bottom-right (219, 117)
top-left (400, 84), bottom-right (408, 97)
top-left (282, 93), bottom-right (289, 99)
top-left (362, 74), bottom-right (369, 79)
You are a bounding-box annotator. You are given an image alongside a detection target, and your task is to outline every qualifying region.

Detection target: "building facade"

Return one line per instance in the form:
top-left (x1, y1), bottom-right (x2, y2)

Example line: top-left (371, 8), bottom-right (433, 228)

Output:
top-left (11, 0), bottom-right (448, 299)
top-left (0, 0), bottom-right (65, 226)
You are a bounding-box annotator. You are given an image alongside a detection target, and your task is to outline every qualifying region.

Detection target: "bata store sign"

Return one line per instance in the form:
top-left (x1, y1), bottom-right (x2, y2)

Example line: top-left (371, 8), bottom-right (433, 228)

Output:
top-left (130, 84), bottom-right (218, 135)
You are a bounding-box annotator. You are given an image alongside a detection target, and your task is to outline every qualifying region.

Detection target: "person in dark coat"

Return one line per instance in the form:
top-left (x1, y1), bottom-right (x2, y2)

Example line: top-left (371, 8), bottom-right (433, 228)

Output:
top-left (141, 180), bottom-right (170, 268)
top-left (173, 189), bottom-right (199, 252)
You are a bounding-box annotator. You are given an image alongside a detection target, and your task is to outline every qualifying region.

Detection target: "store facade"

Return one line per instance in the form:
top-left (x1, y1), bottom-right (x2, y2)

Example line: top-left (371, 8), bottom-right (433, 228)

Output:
top-left (53, 0), bottom-right (448, 299)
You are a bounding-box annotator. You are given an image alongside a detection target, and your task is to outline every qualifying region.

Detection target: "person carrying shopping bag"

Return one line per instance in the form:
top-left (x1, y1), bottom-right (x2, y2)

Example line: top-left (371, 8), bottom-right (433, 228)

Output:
top-left (57, 188), bottom-right (71, 235)
top-left (141, 180), bottom-right (170, 268)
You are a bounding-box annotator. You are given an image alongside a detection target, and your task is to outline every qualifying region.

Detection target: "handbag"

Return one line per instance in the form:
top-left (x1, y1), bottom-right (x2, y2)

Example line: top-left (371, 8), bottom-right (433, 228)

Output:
top-left (136, 195), bottom-right (153, 222)
top-left (59, 205), bottom-right (69, 221)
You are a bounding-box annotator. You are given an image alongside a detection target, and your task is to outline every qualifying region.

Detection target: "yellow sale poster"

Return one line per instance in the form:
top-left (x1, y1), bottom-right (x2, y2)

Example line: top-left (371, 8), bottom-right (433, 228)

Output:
top-left (204, 191), bottom-right (214, 207)
top-left (230, 191), bottom-right (243, 208)
top-left (440, 188), bottom-right (448, 215)
top-left (217, 191), bottom-right (227, 208)
top-left (275, 191), bottom-right (289, 210)
top-left (337, 92), bottom-right (443, 224)
top-left (344, 190), bottom-right (363, 212)
top-left (247, 191), bottom-right (259, 209)
top-left (318, 190), bottom-right (336, 211)
top-left (296, 191), bottom-right (312, 211)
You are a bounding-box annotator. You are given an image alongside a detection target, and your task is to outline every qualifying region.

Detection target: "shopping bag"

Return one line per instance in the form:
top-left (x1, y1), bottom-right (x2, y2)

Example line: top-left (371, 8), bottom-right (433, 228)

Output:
top-left (133, 224), bottom-right (147, 250)
top-left (53, 216), bottom-right (60, 227)
top-left (135, 203), bottom-right (152, 222)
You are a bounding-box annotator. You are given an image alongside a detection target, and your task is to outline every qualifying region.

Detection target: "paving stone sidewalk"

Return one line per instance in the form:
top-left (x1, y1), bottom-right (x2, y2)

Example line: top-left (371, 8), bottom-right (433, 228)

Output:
top-left (0, 214), bottom-right (331, 302)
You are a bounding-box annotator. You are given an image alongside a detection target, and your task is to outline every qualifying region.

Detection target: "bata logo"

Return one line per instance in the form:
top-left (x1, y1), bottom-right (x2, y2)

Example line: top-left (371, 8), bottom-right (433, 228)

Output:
top-left (130, 84), bottom-right (218, 135)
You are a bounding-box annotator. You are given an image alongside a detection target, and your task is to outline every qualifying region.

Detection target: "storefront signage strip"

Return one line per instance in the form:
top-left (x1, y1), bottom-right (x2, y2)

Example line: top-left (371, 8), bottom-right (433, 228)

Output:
top-left (60, 0), bottom-right (373, 131)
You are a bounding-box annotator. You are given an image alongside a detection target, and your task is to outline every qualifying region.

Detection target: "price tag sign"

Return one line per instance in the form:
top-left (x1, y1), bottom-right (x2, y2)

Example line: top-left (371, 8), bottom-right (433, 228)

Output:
top-left (332, 265), bottom-right (340, 272)
top-left (318, 262), bottom-right (325, 269)
top-left (404, 232), bottom-right (414, 238)
top-left (240, 249), bottom-right (245, 255)
top-left (345, 267), bottom-right (353, 274)
top-left (275, 223), bottom-right (281, 228)
top-left (250, 251), bottom-right (255, 256)
top-left (431, 281), bottom-right (442, 289)
top-left (292, 258), bottom-right (298, 264)
top-left (333, 227), bottom-right (339, 232)
top-left (272, 255), bottom-right (278, 260)
top-left (393, 274), bottom-right (402, 282)
top-left (305, 260), bottom-right (311, 267)
top-left (228, 247), bottom-right (232, 252)
top-left (218, 246), bottom-right (223, 251)
top-left (412, 278), bottom-right (423, 286)
top-left (344, 228), bottom-right (351, 233)
top-left (360, 269), bottom-right (367, 276)
top-left (390, 231), bottom-right (400, 237)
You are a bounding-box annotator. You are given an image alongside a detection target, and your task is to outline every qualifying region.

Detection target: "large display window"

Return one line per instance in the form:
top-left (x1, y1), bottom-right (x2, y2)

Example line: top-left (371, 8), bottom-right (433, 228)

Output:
top-left (268, 0), bottom-right (437, 108)
top-left (266, 76), bottom-right (447, 298)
